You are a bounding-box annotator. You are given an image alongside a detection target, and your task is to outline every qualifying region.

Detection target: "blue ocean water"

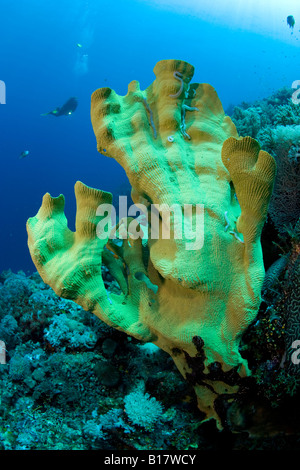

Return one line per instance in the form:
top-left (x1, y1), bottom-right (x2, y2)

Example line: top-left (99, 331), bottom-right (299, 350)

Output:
top-left (0, 0), bottom-right (299, 272)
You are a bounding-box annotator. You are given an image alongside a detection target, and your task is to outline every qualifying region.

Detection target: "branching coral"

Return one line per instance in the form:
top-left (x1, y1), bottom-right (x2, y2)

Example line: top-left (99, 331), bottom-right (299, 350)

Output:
top-left (273, 103), bottom-right (300, 127)
top-left (231, 106), bottom-right (267, 138)
top-left (26, 59), bottom-right (276, 428)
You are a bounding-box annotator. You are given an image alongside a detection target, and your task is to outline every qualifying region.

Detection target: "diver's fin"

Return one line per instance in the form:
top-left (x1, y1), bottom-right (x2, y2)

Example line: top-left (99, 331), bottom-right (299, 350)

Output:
top-left (40, 107), bottom-right (60, 117)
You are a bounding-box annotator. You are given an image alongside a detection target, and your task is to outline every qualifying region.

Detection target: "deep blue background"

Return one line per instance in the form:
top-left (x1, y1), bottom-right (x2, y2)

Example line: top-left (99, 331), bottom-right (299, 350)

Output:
top-left (0, 0), bottom-right (299, 272)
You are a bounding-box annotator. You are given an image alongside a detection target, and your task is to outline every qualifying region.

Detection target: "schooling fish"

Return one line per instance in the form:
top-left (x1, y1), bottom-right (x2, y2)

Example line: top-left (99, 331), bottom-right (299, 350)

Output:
top-left (41, 97), bottom-right (78, 117)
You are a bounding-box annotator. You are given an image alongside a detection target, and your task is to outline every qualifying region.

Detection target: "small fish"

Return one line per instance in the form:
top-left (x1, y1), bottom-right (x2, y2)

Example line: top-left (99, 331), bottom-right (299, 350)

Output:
top-left (287, 15), bottom-right (295, 29)
top-left (76, 43), bottom-right (83, 48)
top-left (19, 150), bottom-right (29, 159)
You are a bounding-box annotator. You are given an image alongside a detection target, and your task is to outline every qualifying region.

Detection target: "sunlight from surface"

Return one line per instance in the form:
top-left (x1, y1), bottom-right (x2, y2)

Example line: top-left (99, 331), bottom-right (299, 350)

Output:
top-left (143, 0), bottom-right (300, 42)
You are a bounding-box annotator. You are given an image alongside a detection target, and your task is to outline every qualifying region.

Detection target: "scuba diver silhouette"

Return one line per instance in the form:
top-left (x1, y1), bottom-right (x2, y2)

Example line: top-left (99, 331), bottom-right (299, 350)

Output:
top-left (41, 97), bottom-right (78, 117)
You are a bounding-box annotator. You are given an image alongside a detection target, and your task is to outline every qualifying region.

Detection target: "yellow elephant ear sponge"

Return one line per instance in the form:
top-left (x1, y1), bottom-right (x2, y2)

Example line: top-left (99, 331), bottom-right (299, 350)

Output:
top-left (222, 136), bottom-right (277, 245)
top-left (27, 59), bottom-right (276, 429)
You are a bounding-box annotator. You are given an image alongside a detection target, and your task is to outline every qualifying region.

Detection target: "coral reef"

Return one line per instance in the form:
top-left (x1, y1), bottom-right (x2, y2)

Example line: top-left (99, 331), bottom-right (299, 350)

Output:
top-left (1, 62), bottom-right (298, 450)
top-left (1, 268), bottom-right (300, 450)
top-left (231, 88), bottom-right (300, 237)
top-left (229, 85), bottom-right (300, 428)
top-left (27, 59), bottom-right (276, 427)
top-left (0, 270), bottom-right (198, 450)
